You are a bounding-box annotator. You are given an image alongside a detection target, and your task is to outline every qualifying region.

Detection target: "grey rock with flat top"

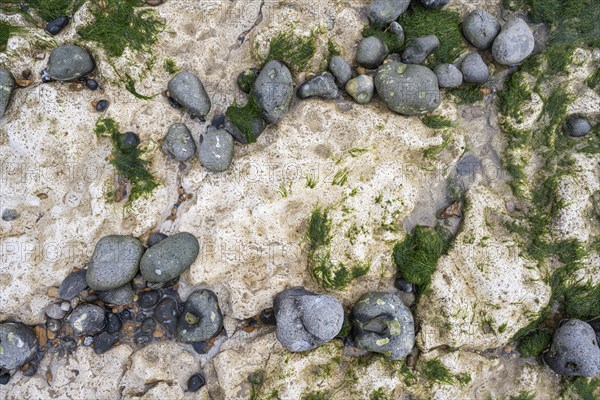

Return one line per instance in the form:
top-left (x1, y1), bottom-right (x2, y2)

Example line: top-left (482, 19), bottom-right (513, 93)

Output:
top-left (168, 71), bottom-right (212, 117)
top-left (252, 60), bottom-right (293, 124)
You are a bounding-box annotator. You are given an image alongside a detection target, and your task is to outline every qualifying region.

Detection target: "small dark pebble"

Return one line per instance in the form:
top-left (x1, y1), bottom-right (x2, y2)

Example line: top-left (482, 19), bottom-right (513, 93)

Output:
top-left (132, 274), bottom-right (147, 290)
top-left (155, 297), bottom-right (179, 337)
top-left (211, 114), bottom-right (226, 128)
top-left (21, 363), bottom-right (37, 377)
top-left (259, 308), bottom-right (276, 325)
top-left (61, 337), bottom-right (77, 352)
top-left (167, 96), bottom-right (182, 109)
top-left (95, 99), bottom-right (109, 112)
top-left (59, 270), bottom-right (88, 300)
top-left (93, 332), bottom-right (117, 355)
top-left (140, 318), bottom-right (157, 334)
top-left (134, 334), bottom-right (151, 346)
top-left (394, 277), bottom-right (414, 293)
top-left (0, 373), bottom-right (10, 385)
top-left (1, 209), bottom-right (19, 221)
top-left (41, 69), bottom-right (51, 83)
top-left (46, 16), bottom-right (69, 35)
top-left (120, 309), bottom-right (132, 321)
top-left (86, 79), bottom-right (99, 90)
top-left (20, 4), bottom-right (29, 11)
top-left (121, 131), bottom-right (140, 147)
top-left (83, 336), bottom-right (93, 346)
top-left (46, 318), bottom-right (62, 333)
top-left (138, 290), bottom-right (160, 309)
top-left (106, 313), bottom-right (122, 334)
top-left (187, 373), bottom-right (206, 392)
top-left (147, 278), bottom-right (178, 290)
top-left (146, 232), bottom-right (168, 247)
top-left (79, 76), bottom-right (88, 82)
top-left (191, 341), bottom-right (207, 354)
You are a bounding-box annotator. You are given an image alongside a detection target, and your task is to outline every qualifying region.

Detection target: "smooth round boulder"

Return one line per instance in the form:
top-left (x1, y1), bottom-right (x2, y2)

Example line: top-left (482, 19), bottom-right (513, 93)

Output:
top-left (543, 319), bottom-right (600, 377)
top-left (367, 0), bottom-right (410, 27)
top-left (273, 287), bottom-right (344, 352)
top-left (460, 53), bottom-right (489, 84)
top-left (492, 18), bottom-right (535, 65)
top-left (462, 10), bottom-right (501, 50)
top-left (68, 304), bottom-right (106, 336)
top-left (421, 0), bottom-right (450, 8)
top-left (374, 61), bottom-right (441, 116)
top-left (140, 232), bottom-right (199, 283)
top-left (167, 71), bottom-right (211, 117)
top-left (86, 235), bottom-right (145, 291)
top-left (0, 322), bottom-right (38, 370)
top-left (0, 67), bottom-right (15, 118)
top-left (566, 117), bottom-right (592, 138)
top-left (434, 63), bottom-right (463, 88)
top-left (162, 123), bottom-right (196, 162)
top-left (252, 60), bottom-right (293, 124)
top-left (177, 290), bottom-right (223, 342)
top-left (47, 45), bottom-right (95, 81)
top-left (351, 292), bottom-right (415, 360)
top-left (356, 36), bottom-right (388, 69)
top-left (329, 55), bottom-right (352, 87)
top-left (297, 72), bottom-right (339, 100)
top-left (199, 128), bottom-right (234, 172)
top-left (401, 35), bottom-right (440, 65)
top-left (345, 75), bottom-right (374, 104)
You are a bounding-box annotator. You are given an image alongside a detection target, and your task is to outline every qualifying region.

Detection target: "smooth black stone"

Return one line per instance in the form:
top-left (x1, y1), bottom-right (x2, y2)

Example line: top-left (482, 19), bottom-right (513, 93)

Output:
top-left (138, 290), bottom-right (160, 309)
top-left (61, 337), bottom-right (77, 352)
top-left (22, 363), bottom-right (37, 377)
top-left (93, 332), bottom-right (117, 355)
top-left (146, 232), bottom-right (167, 247)
top-left (46, 318), bottom-right (62, 333)
top-left (187, 373), bottom-right (206, 392)
top-left (41, 69), bottom-right (51, 83)
top-left (211, 114), bottom-right (225, 128)
top-left (0, 373), bottom-right (10, 385)
top-left (86, 79), bottom-right (99, 90)
top-left (167, 96), bottom-right (182, 109)
top-left (140, 318), bottom-right (156, 334)
top-left (95, 99), bottom-right (109, 112)
top-left (59, 270), bottom-right (88, 300)
top-left (46, 16), bottom-right (69, 35)
top-left (394, 277), bottom-right (414, 293)
top-left (134, 334), bottom-right (151, 346)
top-left (191, 341), bottom-right (207, 354)
top-left (106, 313), bottom-right (122, 334)
top-left (155, 297), bottom-right (179, 337)
top-left (120, 309), bottom-right (132, 321)
top-left (259, 308), bottom-right (276, 325)
top-left (121, 132), bottom-right (140, 147)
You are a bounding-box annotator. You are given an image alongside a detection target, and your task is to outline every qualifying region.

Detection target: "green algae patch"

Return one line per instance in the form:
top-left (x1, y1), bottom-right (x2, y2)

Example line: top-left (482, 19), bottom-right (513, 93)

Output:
top-left (449, 85), bottom-right (483, 104)
top-left (307, 207), bottom-right (370, 291)
top-left (77, 0), bottom-right (164, 58)
top-left (225, 95), bottom-right (263, 144)
top-left (421, 116), bottom-right (454, 130)
top-left (561, 377), bottom-right (600, 400)
top-left (123, 74), bottom-right (157, 100)
top-left (0, 21), bottom-right (19, 51)
top-left (398, 4), bottom-right (464, 65)
top-left (0, 0), bottom-right (85, 22)
top-left (419, 359), bottom-right (455, 385)
top-left (263, 29), bottom-right (317, 73)
top-left (516, 329), bottom-right (552, 357)
top-left (163, 58), bottom-right (179, 75)
top-left (94, 117), bottom-right (159, 208)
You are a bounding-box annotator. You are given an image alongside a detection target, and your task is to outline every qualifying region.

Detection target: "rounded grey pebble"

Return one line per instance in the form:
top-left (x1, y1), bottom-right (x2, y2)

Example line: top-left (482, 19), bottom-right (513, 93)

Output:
top-left (421, 0), bottom-right (450, 8)
top-left (297, 72), bottom-right (339, 100)
top-left (0, 322), bottom-right (38, 370)
top-left (356, 37), bottom-right (388, 69)
top-left (59, 270), bottom-right (88, 300)
top-left (389, 21), bottom-right (405, 45)
top-left (146, 232), bottom-right (167, 247)
top-left (68, 304), bottom-right (106, 336)
top-left (460, 53), bottom-right (489, 84)
top-left (86, 235), bottom-right (145, 291)
top-left (199, 129), bottom-right (234, 172)
top-left (252, 60), bottom-right (293, 124)
top-left (162, 123), bottom-right (196, 162)
top-left (434, 63), bottom-right (463, 88)
top-left (544, 319), bottom-right (600, 377)
top-left (566, 117), bottom-right (592, 138)
top-left (329, 56), bottom-right (352, 87)
top-left (1, 208), bottom-right (18, 221)
top-left (167, 71), bottom-right (211, 117)
top-left (401, 35), bottom-right (440, 65)
top-left (177, 289), bottom-right (223, 342)
top-left (462, 10), bottom-right (501, 50)
top-left (375, 61), bottom-right (441, 116)
top-left (351, 292), bottom-right (415, 360)
top-left (45, 302), bottom-right (67, 320)
top-left (492, 18), bottom-right (535, 65)
top-left (140, 232), bottom-right (199, 283)
top-left (345, 75), bottom-right (374, 104)
top-left (274, 287), bottom-right (344, 352)
top-left (0, 67), bottom-right (15, 119)
top-left (98, 283), bottom-right (134, 306)
top-left (47, 44), bottom-right (95, 81)
top-left (367, 0), bottom-right (410, 27)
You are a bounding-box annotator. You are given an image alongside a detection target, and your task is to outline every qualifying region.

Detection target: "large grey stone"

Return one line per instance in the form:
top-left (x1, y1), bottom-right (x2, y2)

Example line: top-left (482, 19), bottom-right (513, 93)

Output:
top-left (460, 53), bottom-right (489, 84)
top-left (162, 123), bottom-right (196, 162)
top-left (47, 44), bottom-right (95, 81)
top-left (273, 287), bottom-right (344, 352)
top-left (434, 63), bottom-right (463, 88)
top-left (329, 55), bottom-right (352, 87)
top-left (199, 128), bottom-right (234, 172)
top-left (68, 304), bottom-right (106, 336)
top-left (177, 289), bottom-right (223, 342)
top-left (367, 0), bottom-right (410, 27)
top-left (0, 67), bottom-right (15, 118)
top-left (374, 61), bottom-right (441, 116)
top-left (492, 18), bottom-right (535, 65)
top-left (252, 60), bottom-right (293, 124)
top-left (462, 10), bottom-right (501, 50)
top-left (356, 36), bottom-right (388, 69)
top-left (86, 235), bottom-right (145, 291)
top-left (0, 322), bottom-right (38, 370)
top-left (297, 72), bottom-right (339, 100)
top-left (167, 71), bottom-right (211, 117)
top-left (351, 292), bottom-right (415, 360)
top-left (401, 35), bottom-right (440, 65)
top-left (544, 320), bottom-right (600, 377)
top-left (140, 232), bottom-right (199, 283)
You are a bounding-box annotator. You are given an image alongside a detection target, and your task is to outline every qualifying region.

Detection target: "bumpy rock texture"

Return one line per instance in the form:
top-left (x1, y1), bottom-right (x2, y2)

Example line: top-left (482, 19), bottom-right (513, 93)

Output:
top-left (544, 320), bottom-right (600, 377)
top-left (297, 72), bottom-right (339, 99)
top-left (0, 323), bottom-right (38, 370)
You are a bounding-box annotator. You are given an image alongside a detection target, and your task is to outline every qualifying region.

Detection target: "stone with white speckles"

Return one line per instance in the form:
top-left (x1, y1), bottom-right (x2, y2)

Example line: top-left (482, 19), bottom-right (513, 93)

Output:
top-left (140, 232), bottom-right (199, 283)
top-left (199, 128), bottom-right (234, 172)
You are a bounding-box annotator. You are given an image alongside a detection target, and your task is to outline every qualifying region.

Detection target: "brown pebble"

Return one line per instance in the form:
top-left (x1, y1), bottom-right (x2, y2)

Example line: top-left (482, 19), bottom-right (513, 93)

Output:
top-left (37, 193), bottom-right (48, 200)
top-left (47, 287), bottom-right (60, 298)
top-left (16, 79), bottom-right (32, 87)
top-left (47, 330), bottom-right (56, 340)
top-left (356, 67), bottom-right (367, 75)
top-left (177, 187), bottom-right (184, 195)
top-left (34, 325), bottom-right (48, 347)
top-left (45, 371), bottom-right (53, 382)
top-left (33, 50), bottom-right (45, 60)
top-left (480, 87), bottom-right (491, 96)
top-left (153, 327), bottom-right (164, 338)
top-left (171, 207), bottom-right (177, 215)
